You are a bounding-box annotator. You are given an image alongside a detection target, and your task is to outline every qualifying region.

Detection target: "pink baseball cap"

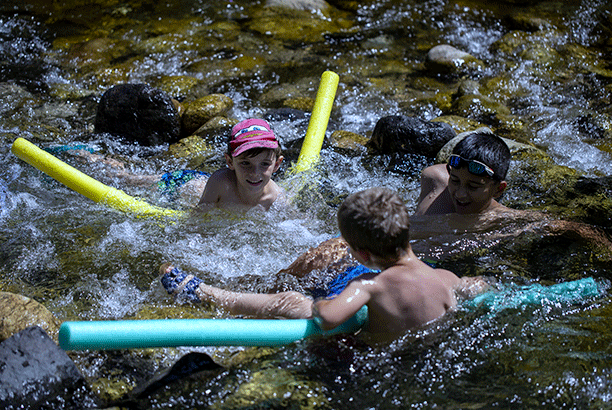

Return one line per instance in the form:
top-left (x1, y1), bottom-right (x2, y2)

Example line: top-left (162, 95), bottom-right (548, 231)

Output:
top-left (229, 119), bottom-right (279, 157)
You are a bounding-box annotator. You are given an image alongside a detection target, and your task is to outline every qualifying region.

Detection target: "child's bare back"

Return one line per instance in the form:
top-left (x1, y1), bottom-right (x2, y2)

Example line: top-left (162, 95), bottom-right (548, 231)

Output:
top-left (332, 257), bottom-right (460, 338)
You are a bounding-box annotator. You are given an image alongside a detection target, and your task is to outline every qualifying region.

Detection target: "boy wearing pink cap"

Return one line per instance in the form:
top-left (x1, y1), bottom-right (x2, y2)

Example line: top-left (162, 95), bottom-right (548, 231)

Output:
top-left (195, 118), bottom-right (285, 211)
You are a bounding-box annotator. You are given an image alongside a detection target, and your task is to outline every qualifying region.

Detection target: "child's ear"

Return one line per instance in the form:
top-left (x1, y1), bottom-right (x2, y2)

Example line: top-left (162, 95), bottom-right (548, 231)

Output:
top-left (225, 153), bottom-right (235, 170)
top-left (273, 155), bottom-right (284, 172)
top-left (354, 249), bottom-right (371, 263)
top-left (495, 180), bottom-right (507, 197)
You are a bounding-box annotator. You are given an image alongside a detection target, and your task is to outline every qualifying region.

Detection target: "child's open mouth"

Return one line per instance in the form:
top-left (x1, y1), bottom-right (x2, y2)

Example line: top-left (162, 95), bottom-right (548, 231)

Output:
top-left (454, 199), bottom-right (471, 211)
top-left (247, 179), bottom-right (263, 186)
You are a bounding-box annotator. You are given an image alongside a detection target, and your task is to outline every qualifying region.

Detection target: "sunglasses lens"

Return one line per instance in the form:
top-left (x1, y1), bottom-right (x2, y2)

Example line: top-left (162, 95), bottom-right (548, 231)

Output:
top-left (468, 162), bottom-right (486, 175)
top-left (449, 155), bottom-right (461, 168)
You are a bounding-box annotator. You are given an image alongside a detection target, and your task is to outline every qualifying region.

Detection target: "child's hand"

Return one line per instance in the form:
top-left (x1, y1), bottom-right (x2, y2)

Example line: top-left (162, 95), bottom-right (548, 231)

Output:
top-left (456, 276), bottom-right (492, 299)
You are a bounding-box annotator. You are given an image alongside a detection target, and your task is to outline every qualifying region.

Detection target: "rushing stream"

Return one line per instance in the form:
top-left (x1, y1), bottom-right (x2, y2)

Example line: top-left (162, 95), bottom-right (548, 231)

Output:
top-left (1, 0), bottom-right (612, 408)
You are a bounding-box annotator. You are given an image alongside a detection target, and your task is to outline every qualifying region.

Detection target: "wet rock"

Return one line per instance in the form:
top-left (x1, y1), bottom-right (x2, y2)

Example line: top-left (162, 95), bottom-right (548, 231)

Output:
top-left (492, 30), bottom-right (564, 69)
top-left (264, 107), bottom-right (310, 122)
top-left (450, 93), bottom-right (512, 124)
top-left (368, 115), bottom-right (456, 158)
top-left (543, 175), bottom-right (612, 229)
top-left (0, 326), bottom-right (100, 409)
top-left (506, 13), bottom-right (555, 32)
top-left (0, 17), bottom-right (51, 92)
top-left (192, 116), bottom-right (237, 144)
top-left (217, 367), bottom-right (327, 409)
top-left (95, 83), bottom-right (181, 146)
top-left (432, 115), bottom-right (487, 135)
top-left (249, 0), bottom-right (354, 42)
top-left (168, 135), bottom-right (214, 158)
top-left (329, 130), bottom-right (369, 153)
top-left (455, 78), bottom-right (482, 97)
top-left (181, 94), bottom-right (234, 137)
top-left (154, 75), bottom-right (201, 100)
top-left (435, 127), bottom-right (538, 163)
top-left (266, 0), bottom-right (330, 11)
top-left (126, 352), bottom-right (222, 401)
top-left (425, 44), bottom-right (485, 76)
top-left (283, 96), bottom-right (316, 112)
top-left (0, 291), bottom-right (61, 343)
top-left (0, 82), bottom-right (36, 116)
top-left (168, 135), bottom-right (217, 170)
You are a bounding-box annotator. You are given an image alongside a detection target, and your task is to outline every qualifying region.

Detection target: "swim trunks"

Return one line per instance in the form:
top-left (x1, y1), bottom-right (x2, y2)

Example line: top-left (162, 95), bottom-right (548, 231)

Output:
top-left (305, 264), bottom-right (379, 299)
top-left (308, 258), bottom-right (439, 298)
top-left (157, 170), bottom-right (209, 199)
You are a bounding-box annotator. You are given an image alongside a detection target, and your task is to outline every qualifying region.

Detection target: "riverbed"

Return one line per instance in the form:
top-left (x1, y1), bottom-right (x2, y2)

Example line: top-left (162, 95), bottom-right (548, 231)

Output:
top-left (1, 0), bottom-right (612, 408)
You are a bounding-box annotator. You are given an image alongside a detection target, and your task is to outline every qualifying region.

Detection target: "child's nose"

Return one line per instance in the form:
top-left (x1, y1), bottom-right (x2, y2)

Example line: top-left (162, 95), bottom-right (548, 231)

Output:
top-left (455, 185), bottom-right (470, 199)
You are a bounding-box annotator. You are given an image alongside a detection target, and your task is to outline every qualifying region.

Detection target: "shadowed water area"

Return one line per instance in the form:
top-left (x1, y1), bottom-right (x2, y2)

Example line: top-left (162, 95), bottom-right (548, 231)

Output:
top-left (1, 0), bottom-right (612, 408)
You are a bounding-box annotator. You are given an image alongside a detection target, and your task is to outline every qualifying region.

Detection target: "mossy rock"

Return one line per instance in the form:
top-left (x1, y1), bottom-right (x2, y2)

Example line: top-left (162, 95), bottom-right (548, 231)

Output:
top-left (432, 115), bottom-right (487, 136)
top-left (425, 44), bottom-right (485, 76)
top-left (329, 130), bottom-right (369, 153)
top-left (210, 367), bottom-right (328, 410)
top-left (181, 94), bottom-right (234, 136)
top-left (247, 2), bottom-right (354, 43)
top-left (284, 96), bottom-right (316, 112)
top-left (450, 94), bottom-right (511, 123)
top-left (0, 292), bottom-right (61, 343)
top-left (155, 75), bottom-right (201, 100)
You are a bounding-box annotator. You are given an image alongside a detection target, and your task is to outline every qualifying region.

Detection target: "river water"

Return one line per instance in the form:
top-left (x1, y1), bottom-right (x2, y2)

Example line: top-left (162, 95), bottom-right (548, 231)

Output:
top-left (1, 0), bottom-right (612, 408)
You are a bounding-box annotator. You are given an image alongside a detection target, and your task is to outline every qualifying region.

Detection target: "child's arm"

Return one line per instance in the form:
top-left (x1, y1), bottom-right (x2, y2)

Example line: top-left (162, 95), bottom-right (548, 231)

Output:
top-left (414, 164), bottom-right (450, 215)
top-left (312, 280), bottom-right (371, 330)
top-left (194, 170), bottom-right (228, 211)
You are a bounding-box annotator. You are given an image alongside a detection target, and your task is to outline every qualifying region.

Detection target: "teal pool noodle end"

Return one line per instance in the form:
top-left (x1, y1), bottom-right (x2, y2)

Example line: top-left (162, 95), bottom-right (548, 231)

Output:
top-left (58, 306), bottom-right (368, 350)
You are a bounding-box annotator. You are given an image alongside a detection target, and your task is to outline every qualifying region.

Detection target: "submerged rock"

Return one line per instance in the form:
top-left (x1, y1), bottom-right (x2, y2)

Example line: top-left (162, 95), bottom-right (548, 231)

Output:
top-left (0, 291), bottom-right (61, 343)
top-left (436, 127), bottom-right (538, 163)
top-left (123, 352), bottom-right (222, 403)
top-left (181, 94), bottom-right (234, 137)
top-left (248, 0), bottom-right (354, 43)
top-left (265, 0), bottom-right (330, 11)
top-left (425, 44), bottom-right (485, 76)
top-left (329, 130), bottom-right (369, 153)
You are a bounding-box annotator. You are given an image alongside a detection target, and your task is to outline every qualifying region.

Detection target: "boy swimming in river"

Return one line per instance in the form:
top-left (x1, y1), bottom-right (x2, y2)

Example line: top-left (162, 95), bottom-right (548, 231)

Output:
top-left (195, 118), bottom-right (285, 211)
top-left (414, 129), bottom-right (511, 216)
top-left (160, 187), bottom-right (483, 341)
top-left (277, 129), bottom-right (514, 279)
top-left (72, 118), bottom-right (285, 211)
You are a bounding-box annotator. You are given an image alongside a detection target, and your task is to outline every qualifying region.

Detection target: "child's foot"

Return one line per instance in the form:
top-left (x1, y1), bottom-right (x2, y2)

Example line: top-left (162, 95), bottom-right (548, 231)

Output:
top-left (159, 263), bottom-right (204, 303)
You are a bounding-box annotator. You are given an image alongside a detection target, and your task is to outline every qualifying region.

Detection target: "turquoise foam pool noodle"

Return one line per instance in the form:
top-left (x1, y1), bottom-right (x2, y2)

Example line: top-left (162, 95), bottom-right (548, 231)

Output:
top-left (59, 305), bottom-right (368, 350)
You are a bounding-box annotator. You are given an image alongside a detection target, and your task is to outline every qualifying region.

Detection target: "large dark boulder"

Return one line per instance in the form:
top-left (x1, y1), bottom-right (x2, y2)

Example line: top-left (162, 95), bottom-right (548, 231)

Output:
top-left (95, 83), bottom-right (181, 146)
top-left (0, 326), bottom-right (100, 409)
top-left (368, 115), bottom-right (456, 158)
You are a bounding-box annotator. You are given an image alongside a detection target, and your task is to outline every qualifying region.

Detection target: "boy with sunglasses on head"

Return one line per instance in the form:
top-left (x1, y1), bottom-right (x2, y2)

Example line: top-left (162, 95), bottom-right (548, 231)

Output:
top-left (265, 130), bottom-right (513, 281)
top-left (414, 130), bottom-right (511, 216)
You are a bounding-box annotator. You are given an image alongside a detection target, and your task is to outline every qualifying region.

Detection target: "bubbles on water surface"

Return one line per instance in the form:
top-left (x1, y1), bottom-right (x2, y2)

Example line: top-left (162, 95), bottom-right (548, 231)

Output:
top-left (95, 268), bottom-right (149, 319)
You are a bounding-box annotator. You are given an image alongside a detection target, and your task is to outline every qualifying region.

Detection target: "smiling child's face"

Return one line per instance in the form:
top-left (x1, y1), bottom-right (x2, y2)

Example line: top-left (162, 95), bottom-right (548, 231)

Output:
top-left (446, 165), bottom-right (506, 214)
top-left (226, 149), bottom-right (282, 192)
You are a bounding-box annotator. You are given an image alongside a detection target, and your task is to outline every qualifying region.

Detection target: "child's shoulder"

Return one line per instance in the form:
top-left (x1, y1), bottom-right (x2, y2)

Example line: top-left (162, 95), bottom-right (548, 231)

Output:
top-left (207, 168), bottom-right (236, 186)
top-left (420, 163), bottom-right (449, 184)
